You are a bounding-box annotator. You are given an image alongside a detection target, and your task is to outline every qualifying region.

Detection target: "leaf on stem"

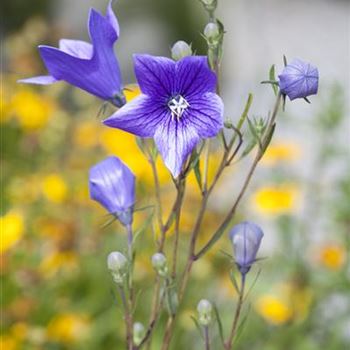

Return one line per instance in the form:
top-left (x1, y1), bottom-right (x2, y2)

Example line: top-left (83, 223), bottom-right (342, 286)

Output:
top-left (229, 269), bottom-right (240, 295)
top-left (190, 315), bottom-right (205, 340)
top-left (235, 304), bottom-right (251, 341)
top-left (269, 64), bottom-right (278, 96)
top-left (213, 303), bottom-right (225, 346)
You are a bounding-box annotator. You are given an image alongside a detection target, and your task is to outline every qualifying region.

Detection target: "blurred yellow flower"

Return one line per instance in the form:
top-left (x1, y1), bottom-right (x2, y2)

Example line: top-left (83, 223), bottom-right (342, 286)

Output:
top-left (0, 210), bottom-right (24, 253)
top-left (255, 295), bottom-right (293, 325)
top-left (261, 142), bottom-right (300, 166)
top-left (73, 120), bottom-right (100, 149)
top-left (318, 243), bottom-right (346, 270)
top-left (47, 313), bottom-right (90, 344)
top-left (10, 322), bottom-right (28, 341)
top-left (252, 185), bottom-right (299, 215)
top-left (256, 282), bottom-right (313, 326)
top-left (0, 335), bottom-right (18, 350)
top-left (40, 251), bottom-right (78, 277)
top-left (10, 88), bottom-right (54, 130)
top-left (99, 128), bottom-right (170, 185)
top-left (124, 84), bottom-right (141, 102)
top-left (42, 174), bottom-right (68, 203)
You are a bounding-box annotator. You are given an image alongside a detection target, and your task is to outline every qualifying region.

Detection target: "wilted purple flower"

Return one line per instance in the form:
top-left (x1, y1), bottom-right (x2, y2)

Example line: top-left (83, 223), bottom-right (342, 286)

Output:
top-left (89, 156), bottom-right (135, 225)
top-left (103, 54), bottom-right (224, 177)
top-left (229, 221), bottom-right (264, 275)
top-left (278, 58), bottom-right (319, 101)
top-left (19, 1), bottom-right (125, 107)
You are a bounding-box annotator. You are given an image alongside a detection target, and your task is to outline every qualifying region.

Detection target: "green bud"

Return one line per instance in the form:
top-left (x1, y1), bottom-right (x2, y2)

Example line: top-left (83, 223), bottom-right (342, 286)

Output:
top-left (197, 299), bottom-right (213, 326)
top-left (204, 22), bottom-right (220, 41)
top-left (171, 41), bottom-right (192, 61)
top-left (107, 251), bottom-right (128, 284)
top-left (151, 252), bottom-right (168, 277)
top-left (133, 322), bottom-right (145, 346)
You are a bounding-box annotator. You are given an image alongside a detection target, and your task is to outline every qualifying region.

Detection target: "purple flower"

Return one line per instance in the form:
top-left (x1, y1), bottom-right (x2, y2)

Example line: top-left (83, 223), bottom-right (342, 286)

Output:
top-left (278, 58), bottom-right (319, 101)
top-left (19, 1), bottom-right (125, 107)
top-left (89, 156), bottom-right (135, 225)
top-left (229, 221), bottom-right (264, 275)
top-left (103, 54), bottom-right (224, 177)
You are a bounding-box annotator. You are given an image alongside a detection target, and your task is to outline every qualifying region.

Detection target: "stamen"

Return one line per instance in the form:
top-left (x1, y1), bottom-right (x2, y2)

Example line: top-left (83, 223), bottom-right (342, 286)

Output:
top-left (168, 95), bottom-right (189, 121)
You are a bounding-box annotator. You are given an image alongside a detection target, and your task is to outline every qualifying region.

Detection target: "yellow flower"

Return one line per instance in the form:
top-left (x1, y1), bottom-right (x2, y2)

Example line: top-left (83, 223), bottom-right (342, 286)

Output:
top-left (0, 335), bottom-right (18, 350)
top-left (261, 142), bottom-right (300, 166)
top-left (124, 84), bottom-right (141, 102)
top-left (99, 128), bottom-right (170, 185)
top-left (10, 322), bottom-right (28, 341)
top-left (256, 282), bottom-right (313, 326)
top-left (252, 185), bottom-right (299, 215)
top-left (47, 313), bottom-right (90, 344)
top-left (10, 87), bottom-right (54, 130)
top-left (42, 174), bottom-right (68, 203)
top-left (318, 244), bottom-right (346, 270)
top-left (73, 120), bottom-right (100, 149)
top-left (255, 295), bottom-right (293, 325)
top-left (0, 210), bottom-right (24, 253)
top-left (40, 251), bottom-right (78, 277)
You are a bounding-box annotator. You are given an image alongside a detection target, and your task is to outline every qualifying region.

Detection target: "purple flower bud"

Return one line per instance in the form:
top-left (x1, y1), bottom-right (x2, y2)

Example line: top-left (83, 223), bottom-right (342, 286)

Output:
top-left (278, 58), bottom-right (319, 100)
top-left (89, 156), bottom-right (135, 225)
top-left (229, 221), bottom-right (264, 275)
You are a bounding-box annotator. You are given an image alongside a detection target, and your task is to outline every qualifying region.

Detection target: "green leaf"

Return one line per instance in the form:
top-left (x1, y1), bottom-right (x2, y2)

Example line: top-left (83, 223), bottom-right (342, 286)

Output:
top-left (190, 316), bottom-right (205, 340)
top-left (269, 65), bottom-right (278, 96)
top-left (259, 123), bottom-right (276, 159)
top-left (194, 158), bottom-right (202, 191)
top-left (237, 94), bottom-right (253, 131)
top-left (213, 304), bottom-right (225, 346)
top-left (236, 305), bottom-right (251, 340)
top-left (229, 269), bottom-right (240, 294)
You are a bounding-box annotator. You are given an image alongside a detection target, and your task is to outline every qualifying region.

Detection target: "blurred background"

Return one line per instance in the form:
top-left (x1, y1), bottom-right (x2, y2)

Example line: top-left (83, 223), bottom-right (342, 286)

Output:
top-left (1, 0), bottom-right (349, 349)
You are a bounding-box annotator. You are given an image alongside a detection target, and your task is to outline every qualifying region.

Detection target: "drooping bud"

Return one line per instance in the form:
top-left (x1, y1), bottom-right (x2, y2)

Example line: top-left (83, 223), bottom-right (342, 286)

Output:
top-left (204, 22), bottom-right (220, 42)
top-left (197, 299), bottom-right (213, 326)
top-left (133, 322), bottom-right (145, 346)
top-left (151, 252), bottom-right (168, 277)
top-left (89, 156), bottom-right (135, 226)
top-left (107, 251), bottom-right (128, 284)
top-left (229, 221), bottom-right (264, 275)
top-left (278, 58), bottom-right (318, 101)
top-left (171, 41), bottom-right (192, 61)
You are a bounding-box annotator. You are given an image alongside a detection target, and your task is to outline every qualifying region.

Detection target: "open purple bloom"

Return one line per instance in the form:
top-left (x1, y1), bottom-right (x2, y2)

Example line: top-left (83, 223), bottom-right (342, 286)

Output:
top-left (229, 221), bottom-right (264, 275)
top-left (278, 58), bottom-right (319, 101)
top-left (19, 1), bottom-right (125, 107)
top-left (103, 54), bottom-right (224, 177)
top-left (89, 156), bottom-right (135, 226)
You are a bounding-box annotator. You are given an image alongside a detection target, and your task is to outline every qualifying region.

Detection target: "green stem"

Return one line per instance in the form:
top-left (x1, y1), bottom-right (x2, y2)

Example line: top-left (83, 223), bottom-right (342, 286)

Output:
top-left (225, 274), bottom-right (246, 350)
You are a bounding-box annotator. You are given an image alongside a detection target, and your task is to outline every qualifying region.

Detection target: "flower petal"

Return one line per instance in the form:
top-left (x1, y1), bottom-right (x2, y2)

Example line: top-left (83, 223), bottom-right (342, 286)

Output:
top-left (89, 156), bottom-right (135, 215)
top-left (103, 94), bottom-right (165, 137)
top-left (106, 0), bottom-right (120, 38)
top-left (154, 118), bottom-right (200, 178)
top-left (133, 54), bottom-right (176, 98)
top-left (176, 56), bottom-right (217, 98)
top-left (59, 39), bottom-right (93, 59)
top-left (186, 92), bottom-right (224, 138)
top-left (18, 75), bottom-right (59, 85)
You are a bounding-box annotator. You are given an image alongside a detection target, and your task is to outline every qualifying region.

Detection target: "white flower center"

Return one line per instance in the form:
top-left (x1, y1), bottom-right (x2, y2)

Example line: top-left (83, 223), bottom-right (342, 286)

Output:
top-left (168, 95), bottom-right (189, 121)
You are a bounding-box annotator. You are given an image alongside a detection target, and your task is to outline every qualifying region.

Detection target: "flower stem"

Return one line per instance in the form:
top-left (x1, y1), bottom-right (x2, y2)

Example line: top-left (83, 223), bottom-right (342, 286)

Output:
top-left (204, 325), bottom-right (210, 350)
top-left (118, 285), bottom-right (134, 350)
top-left (225, 274), bottom-right (246, 350)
